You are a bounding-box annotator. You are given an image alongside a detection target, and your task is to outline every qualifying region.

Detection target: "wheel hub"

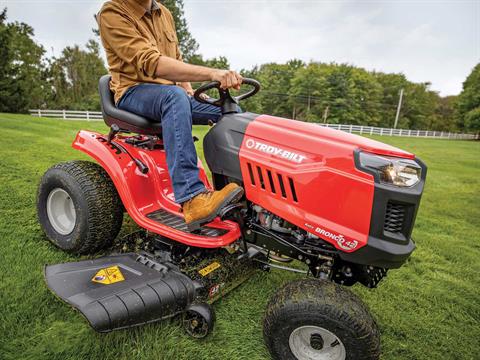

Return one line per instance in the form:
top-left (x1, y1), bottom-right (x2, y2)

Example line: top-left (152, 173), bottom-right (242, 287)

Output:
top-left (289, 325), bottom-right (346, 360)
top-left (183, 311), bottom-right (209, 338)
top-left (310, 333), bottom-right (325, 350)
top-left (46, 188), bottom-right (76, 235)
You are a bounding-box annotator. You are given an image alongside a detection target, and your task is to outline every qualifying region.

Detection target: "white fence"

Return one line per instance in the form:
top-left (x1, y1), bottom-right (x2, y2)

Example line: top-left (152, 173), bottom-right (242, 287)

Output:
top-left (320, 123), bottom-right (478, 140)
top-left (29, 109), bottom-right (479, 140)
top-left (30, 109), bottom-right (103, 121)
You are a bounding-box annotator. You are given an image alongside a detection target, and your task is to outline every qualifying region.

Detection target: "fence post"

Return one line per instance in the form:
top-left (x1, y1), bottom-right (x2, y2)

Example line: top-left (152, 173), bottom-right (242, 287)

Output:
top-left (62, 109), bottom-right (66, 119)
top-left (380, 128), bottom-right (383, 136)
top-left (360, 126), bottom-right (363, 134)
top-left (389, 128), bottom-right (393, 136)
top-left (349, 124), bottom-right (353, 133)
top-left (370, 127), bottom-right (373, 135)
top-left (37, 109), bottom-right (41, 117)
top-left (86, 110), bottom-right (90, 121)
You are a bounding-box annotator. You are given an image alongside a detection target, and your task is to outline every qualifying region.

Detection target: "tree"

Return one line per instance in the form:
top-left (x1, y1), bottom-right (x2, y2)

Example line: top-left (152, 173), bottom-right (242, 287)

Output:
top-left (46, 39), bottom-right (107, 110)
top-left (0, 8), bottom-right (46, 113)
top-left (189, 55), bottom-right (230, 69)
top-left (0, 9), bottom-right (15, 112)
top-left (374, 72), bottom-right (409, 128)
top-left (434, 96), bottom-right (457, 132)
top-left (400, 82), bottom-right (438, 130)
top-left (290, 63), bottom-right (383, 125)
top-left (455, 63), bottom-right (480, 132)
top-left (375, 73), bottom-right (446, 130)
top-left (242, 60), bottom-right (304, 117)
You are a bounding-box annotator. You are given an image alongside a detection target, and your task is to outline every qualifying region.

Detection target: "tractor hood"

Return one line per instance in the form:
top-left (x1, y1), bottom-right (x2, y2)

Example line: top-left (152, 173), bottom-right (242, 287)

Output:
top-left (253, 115), bottom-right (415, 160)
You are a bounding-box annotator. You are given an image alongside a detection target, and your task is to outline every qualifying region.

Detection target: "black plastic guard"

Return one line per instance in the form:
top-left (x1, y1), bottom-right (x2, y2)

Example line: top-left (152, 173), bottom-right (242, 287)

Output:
top-left (44, 253), bottom-right (198, 332)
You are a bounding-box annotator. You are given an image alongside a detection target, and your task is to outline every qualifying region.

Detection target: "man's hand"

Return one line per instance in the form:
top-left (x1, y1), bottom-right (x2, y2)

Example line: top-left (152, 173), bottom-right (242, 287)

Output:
top-left (178, 82), bottom-right (194, 96)
top-left (178, 82), bottom-right (210, 100)
top-left (211, 70), bottom-right (243, 90)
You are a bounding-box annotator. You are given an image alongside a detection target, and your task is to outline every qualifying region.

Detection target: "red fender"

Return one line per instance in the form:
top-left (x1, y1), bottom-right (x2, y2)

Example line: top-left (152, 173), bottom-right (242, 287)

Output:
top-left (72, 130), bottom-right (241, 248)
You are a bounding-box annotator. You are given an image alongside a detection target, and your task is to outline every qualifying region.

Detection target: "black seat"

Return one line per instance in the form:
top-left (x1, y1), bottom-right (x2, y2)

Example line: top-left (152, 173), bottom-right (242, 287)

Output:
top-left (99, 75), bottom-right (162, 135)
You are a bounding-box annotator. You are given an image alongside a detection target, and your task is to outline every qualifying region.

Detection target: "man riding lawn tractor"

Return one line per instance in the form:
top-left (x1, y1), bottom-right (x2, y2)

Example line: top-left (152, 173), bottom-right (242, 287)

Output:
top-left (98, 0), bottom-right (245, 229)
top-left (37, 1), bottom-right (426, 359)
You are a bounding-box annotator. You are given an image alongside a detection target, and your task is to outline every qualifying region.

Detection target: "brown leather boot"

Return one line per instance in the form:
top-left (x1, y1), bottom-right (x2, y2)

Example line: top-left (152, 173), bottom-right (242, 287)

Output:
top-left (183, 183), bottom-right (244, 231)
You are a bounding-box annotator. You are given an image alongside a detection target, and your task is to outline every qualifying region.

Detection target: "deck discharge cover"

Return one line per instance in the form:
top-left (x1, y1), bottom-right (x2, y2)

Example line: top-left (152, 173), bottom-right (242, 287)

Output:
top-left (44, 253), bottom-right (198, 332)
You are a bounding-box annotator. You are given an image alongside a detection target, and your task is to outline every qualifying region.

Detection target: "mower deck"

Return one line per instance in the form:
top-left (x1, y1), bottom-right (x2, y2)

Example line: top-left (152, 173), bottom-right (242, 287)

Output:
top-left (45, 230), bottom-right (260, 333)
top-left (44, 253), bottom-right (199, 332)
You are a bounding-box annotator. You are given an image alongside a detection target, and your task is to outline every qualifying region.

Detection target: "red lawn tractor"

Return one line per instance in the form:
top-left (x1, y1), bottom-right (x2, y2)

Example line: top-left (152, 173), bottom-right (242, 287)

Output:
top-left (38, 77), bottom-right (426, 360)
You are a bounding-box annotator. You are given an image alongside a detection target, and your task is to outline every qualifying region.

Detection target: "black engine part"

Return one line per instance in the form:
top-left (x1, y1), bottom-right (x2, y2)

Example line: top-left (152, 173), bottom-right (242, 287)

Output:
top-left (332, 264), bottom-right (388, 288)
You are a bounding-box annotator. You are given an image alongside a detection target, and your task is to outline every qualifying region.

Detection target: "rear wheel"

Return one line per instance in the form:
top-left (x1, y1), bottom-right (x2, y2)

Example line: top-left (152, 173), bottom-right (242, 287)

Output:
top-left (37, 160), bottom-right (123, 254)
top-left (263, 278), bottom-right (380, 360)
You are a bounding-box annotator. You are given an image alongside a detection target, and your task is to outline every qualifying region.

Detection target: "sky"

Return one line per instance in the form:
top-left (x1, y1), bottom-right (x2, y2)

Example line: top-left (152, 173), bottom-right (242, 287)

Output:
top-left (2, 0), bottom-right (479, 96)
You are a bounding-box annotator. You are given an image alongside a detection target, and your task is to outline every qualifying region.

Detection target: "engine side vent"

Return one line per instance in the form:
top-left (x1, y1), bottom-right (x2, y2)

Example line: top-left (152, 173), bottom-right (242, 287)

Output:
top-left (267, 170), bottom-right (276, 194)
top-left (256, 166), bottom-right (265, 189)
top-left (288, 177), bottom-right (298, 202)
top-left (277, 174), bottom-right (287, 198)
top-left (246, 162), bottom-right (299, 203)
top-left (247, 163), bottom-right (255, 186)
top-left (384, 201), bottom-right (406, 234)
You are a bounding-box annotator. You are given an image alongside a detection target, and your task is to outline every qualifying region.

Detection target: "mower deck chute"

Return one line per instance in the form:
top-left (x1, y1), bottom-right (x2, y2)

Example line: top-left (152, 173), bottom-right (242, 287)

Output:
top-left (44, 253), bottom-right (199, 332)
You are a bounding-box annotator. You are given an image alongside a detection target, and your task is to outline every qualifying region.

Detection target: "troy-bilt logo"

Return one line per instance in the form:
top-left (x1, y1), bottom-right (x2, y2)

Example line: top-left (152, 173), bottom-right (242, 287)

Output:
top-left (305, 223), bottom-right (358, 251)
top-left (245, 138), bottom-right (306, 163)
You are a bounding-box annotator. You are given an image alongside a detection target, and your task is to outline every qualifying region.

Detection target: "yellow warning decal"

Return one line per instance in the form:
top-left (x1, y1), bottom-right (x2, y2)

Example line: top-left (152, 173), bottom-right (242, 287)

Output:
top-left (92, 265), bottom-right (125, 285)
top-left (198, 262), bottom-right (221, 277)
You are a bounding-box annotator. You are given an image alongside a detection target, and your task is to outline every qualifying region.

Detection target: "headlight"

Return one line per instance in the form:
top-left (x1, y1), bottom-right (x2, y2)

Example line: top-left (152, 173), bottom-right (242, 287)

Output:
top-left (359, 152), bottom-right (421, 187)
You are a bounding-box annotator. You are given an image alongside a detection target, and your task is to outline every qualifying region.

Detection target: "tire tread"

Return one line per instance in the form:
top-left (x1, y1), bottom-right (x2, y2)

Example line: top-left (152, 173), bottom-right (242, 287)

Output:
top-left (263, 278), bottom-right (380, 360)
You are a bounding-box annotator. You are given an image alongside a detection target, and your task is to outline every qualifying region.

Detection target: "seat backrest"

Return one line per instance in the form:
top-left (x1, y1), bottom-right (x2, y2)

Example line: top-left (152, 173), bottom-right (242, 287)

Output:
top-left (99, 75), bottom-right (162, 135)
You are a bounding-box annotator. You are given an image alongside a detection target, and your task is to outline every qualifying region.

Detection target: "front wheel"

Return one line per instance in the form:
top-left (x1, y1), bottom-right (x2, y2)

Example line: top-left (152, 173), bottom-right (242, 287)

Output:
top-left (263, 279), bottom-right (380, 360)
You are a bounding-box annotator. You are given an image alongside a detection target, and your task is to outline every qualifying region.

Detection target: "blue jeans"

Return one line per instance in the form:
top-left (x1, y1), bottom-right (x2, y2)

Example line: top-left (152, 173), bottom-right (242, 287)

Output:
top-left (117, 83), bottom-right (222, 204)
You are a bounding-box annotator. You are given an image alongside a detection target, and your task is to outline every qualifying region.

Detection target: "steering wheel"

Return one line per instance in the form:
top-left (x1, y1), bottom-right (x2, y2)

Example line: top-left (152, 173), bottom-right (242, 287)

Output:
top-left (193, 78), bottom-right (261, 114)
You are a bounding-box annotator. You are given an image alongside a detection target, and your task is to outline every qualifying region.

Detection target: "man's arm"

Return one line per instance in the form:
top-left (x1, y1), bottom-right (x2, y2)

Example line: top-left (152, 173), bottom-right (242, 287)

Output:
top-left (99, 9), bottom-right (242, 90)
top-left (166, 8), bottom-right (240, 91)
top-left (155, 56), bottom-right (242, 90)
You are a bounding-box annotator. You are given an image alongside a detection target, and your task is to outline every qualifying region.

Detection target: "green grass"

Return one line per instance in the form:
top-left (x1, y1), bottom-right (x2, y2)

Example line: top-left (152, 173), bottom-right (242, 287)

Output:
top-left (0, 113), bottom-right (479, 360)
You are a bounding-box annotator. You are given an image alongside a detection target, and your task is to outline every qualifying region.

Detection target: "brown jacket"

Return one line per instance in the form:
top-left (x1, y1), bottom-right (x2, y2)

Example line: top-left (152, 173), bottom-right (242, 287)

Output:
top-left (98, 0), bottom-right (182, 103)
